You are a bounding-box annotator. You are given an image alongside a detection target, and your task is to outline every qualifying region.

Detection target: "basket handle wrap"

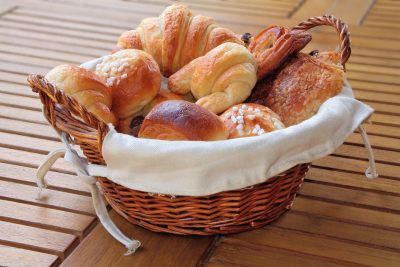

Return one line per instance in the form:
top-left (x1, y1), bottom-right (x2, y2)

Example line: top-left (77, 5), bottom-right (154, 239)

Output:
top-left (292, 15), bottom-right (351, 71)
top-left (27, 74), bottom-right (108, 152)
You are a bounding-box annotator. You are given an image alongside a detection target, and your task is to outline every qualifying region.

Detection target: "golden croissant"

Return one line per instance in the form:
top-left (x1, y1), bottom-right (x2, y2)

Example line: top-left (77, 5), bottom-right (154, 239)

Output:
top-left (45, 64), bottom-right (117, 125)
top-left (168, 42), bottom-right (257, 114)
top-left (113, 4), bottom-right (243, 76)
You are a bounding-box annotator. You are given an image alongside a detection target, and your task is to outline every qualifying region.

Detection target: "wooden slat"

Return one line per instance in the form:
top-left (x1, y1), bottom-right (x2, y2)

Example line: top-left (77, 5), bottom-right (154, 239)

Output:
top-left (0, 162), bottom-right (89, 194)
top-left (273, 212), bottom-right (400, 250)
top-left (0, 245), bottom-right (58, 267)
top-left (293, 197), bottom-right (400, 230)
top-left (0, 105), bottom-right (48, 124)
top-left (0, 199), bottom-right (93, 237)
top-left (299, 182), bottom-right (400, 211)
top-left (0, 220), bottom-right (77, 258)
top-left (314, 156), bottom-right (400, 178)
top-left (60, 210), bottom-right (214, 267)
top-left (0, 147), bottom-right (74, 174)
top-left (0, 131), bottom-right (63, 154)
top-left (222, 227), bottom-right (400, 266)
top-left (0, 180), bottom-right (95, 215)
top-left (0, 81), bottom-right (36, 97)
top-left (307, 167), bottom-right (400, 195)
top-left (208, 239), bottom-right (344, 267)
top-left (0, 117), bottom-right (59, 140)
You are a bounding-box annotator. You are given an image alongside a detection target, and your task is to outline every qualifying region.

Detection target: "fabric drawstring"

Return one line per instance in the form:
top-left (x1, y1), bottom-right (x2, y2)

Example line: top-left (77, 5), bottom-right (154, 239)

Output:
top-left (358, 125), bottom-right (378, 179)
top-left (35, 133), bottom-right (141, 255)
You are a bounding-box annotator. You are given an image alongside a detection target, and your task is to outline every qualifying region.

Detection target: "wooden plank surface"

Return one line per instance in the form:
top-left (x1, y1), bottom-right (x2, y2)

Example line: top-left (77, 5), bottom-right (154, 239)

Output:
top-left (0, 0), bottom-right (399, 266)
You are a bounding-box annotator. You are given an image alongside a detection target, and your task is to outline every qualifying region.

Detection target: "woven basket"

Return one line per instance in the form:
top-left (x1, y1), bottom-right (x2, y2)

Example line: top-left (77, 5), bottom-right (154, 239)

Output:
top-left (27, 15), bottom-right (350, 235)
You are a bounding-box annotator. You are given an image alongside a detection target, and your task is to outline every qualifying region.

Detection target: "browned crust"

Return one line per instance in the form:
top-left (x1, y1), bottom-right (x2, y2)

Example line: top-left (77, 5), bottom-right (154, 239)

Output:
top-left (139, 100), bottom-right (228, 141)
top-left (45, 64), bottom-right (117, 125)
top-left (249, 26), bottom-right (311, 80)
top-left (220, 103), bottom-right (284, 139)
top-left (253, 53), bottom-right (345, 126)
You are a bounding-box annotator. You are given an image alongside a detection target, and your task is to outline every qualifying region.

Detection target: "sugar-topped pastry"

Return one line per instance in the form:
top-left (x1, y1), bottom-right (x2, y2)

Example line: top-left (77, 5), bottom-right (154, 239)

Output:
top-left (95, 49), bottom-right (161, 133)
top-left (220, 103), bottom-right (284, 139)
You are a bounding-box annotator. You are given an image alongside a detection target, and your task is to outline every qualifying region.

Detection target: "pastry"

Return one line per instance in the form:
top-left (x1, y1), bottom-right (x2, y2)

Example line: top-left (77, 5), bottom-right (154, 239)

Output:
top-left (139, 100), bottom-right (229, 141)
top-left (220, 103), bottom-right (284, 138)
top-left (168, 42), bottom-right (257, 114)
top-left (249, 51), bottom-right (345, 126)
top-left (95, 49), bottom-right (161, 134)
top-left (248, 26), bottom-right (311, 80)
top-left (45, 64), bottom-right (117, 125)
top-left (113, 4), bottom-right (243, 76)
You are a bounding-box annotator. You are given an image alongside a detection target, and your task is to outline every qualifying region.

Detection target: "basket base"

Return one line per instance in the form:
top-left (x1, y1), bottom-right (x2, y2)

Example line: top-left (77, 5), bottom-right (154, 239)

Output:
top-left (97, 163), bottom-right (309, 235)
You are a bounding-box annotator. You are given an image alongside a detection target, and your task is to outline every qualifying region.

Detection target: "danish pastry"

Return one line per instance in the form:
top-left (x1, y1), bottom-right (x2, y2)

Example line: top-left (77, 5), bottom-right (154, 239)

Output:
top-left (249, 51), bottom-right (345, 126)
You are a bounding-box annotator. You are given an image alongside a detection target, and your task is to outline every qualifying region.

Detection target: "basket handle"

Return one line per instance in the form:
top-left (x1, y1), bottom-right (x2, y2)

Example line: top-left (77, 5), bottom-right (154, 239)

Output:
top-left (292, 15), bottom-right (351, 71)
top-left (27, 74), bottom-right (109, 147)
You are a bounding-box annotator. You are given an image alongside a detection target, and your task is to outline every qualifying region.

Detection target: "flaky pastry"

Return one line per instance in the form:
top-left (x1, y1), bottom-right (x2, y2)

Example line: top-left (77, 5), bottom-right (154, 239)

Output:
top-left (168, 42), bottom-right (257, 114)
top-left (113, 4), bottom-right (243, 76)
top-left (45, 64), bottom-right (117, 125)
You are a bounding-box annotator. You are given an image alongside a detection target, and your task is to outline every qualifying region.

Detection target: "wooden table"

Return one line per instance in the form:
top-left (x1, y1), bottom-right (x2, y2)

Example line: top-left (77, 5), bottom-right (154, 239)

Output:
top-left (0, 0), bottom-right (399, 266)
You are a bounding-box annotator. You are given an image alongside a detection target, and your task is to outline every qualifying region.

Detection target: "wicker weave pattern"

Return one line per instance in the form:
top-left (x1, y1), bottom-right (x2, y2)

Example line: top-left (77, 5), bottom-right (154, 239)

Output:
top-left (27, 15), bottom-right (350, 235)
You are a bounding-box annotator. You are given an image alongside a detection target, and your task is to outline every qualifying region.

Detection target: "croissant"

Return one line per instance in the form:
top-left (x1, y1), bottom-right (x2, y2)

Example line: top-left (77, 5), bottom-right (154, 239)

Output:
top-left (45, 64), bottom-right (117, 125)
top-left (168, 42), bottom-right (257, 114)
top-left (113, 4), bottom-right (243, 76)
top-left (249, 51), bottom-right (345, 126)
top-left (248, 26), bottom-right (311, 80)
top-left (95, 49), bottom-right (161, 133)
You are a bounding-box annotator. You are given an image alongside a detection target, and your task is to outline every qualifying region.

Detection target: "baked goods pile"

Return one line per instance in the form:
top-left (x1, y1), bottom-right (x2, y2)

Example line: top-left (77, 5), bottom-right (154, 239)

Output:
top-left (45, 4), bottom-right (346, 141)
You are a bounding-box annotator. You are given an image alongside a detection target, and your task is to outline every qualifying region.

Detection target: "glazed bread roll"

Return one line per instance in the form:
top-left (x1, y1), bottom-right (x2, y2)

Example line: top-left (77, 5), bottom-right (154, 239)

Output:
top-left (220, 103), bottom-right (284, 139)
top-left (95, 49), bottom-right (161, 133)
top-left (249, 52), bottom-right (345, 126)
top-left (45, 64), bottom-right (117, 125)
top-left (248, 26), bottom-right (311, 80)
top-left (168, 42), bottom-right (257, 114)
top-left (113, 4), bottom-right (243, 76)
top-left (139, 100), bottom-right (229, 141)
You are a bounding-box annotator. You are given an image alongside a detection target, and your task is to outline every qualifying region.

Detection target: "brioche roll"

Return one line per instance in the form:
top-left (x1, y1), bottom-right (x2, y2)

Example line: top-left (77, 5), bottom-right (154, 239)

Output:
top-left (220, 103), bottom-right (284, 138)
top-left (169, 42), bottom-right (257, 114)
top-left (139, 100), bottom-right (228, 141)
top-left (45, 64), bottom-right (117, 125)
top-left (95, 49), bottom-right (161, 133)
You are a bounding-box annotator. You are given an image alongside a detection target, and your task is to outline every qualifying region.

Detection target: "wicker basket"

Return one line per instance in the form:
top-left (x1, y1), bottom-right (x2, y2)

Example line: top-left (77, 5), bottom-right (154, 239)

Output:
top-left (27, 15), bottom-right (350, 235)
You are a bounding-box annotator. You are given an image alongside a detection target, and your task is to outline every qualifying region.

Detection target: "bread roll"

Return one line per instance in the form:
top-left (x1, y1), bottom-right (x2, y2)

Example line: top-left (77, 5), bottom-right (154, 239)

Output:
top-left (248, 26), bottom-right (311, 80)
top-left (249, 52), bottom-right (345, 126)
top-left (220, 103), bottom-right (284, 139)
top-left (45, 64), bottom-right (117, 125)
top-left (169, 42), bottom-right (257, 114)
top-left (95, 49), bottom-right (161, 133)
top-left (139, 100), bottom-right (228, 141)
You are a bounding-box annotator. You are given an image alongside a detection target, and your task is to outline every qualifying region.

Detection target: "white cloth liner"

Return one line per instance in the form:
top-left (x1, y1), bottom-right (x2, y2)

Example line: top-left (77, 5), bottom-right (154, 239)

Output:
top-left (34, 56), bottom-right (378, 254)
top-left (85, 82), bottom-right (375, 196)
